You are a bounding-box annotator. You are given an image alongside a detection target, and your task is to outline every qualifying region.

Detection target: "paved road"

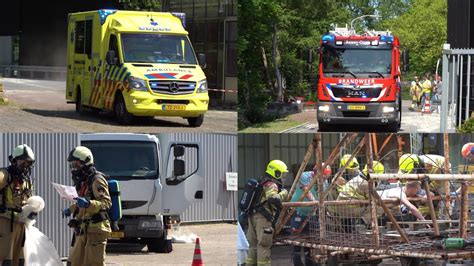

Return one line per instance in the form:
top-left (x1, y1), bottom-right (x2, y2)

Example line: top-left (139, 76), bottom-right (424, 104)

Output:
top-left (60, 223), bottom-right (236, 265)
top-left (1, 78), bottom-right (237, 133)
top-left (282, 100), bottom-right (451, 133)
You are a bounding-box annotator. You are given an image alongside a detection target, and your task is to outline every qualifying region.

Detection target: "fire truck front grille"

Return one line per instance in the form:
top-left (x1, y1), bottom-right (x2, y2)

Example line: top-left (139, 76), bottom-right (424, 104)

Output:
top-left (342, 111), bottom-right (371, 117)
top-left (149, 80), bottom-right (196, 95)
top-left (331, 86), bottom-right (382, 98)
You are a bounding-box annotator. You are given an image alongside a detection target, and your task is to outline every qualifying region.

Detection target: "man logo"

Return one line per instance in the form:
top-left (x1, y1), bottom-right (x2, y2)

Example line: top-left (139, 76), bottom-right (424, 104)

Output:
top-left (169, 82), bottom-right (180, 93)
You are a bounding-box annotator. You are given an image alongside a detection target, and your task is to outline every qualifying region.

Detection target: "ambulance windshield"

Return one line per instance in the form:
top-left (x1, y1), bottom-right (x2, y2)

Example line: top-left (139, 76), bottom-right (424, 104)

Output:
top-left (121, 34), bottom-right (197, 64)
top-left (82, 141), bottom-right (159, 180)
top-left (322, 46), bottom-right (392, 78)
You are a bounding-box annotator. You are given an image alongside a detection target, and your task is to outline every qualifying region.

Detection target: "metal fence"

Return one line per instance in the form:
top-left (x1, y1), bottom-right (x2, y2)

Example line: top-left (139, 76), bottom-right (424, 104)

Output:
top-left (0, 132), bottom-right (237, 257)
top-left (0, 65), bottom-right (66, 81)
top-left (440, 45), bottom-right (474, 131)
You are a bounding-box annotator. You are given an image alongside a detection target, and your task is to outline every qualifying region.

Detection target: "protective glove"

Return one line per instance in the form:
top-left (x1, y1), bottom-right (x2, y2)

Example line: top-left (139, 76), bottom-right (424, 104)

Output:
top-left (268, 197), bottom-right (282, 208)
top-left (75, 197), bottom-right (90, 208)
top-left (62, 208), bottom-right (71, 218)
top-left (280, 189), bottom-right (288, 199)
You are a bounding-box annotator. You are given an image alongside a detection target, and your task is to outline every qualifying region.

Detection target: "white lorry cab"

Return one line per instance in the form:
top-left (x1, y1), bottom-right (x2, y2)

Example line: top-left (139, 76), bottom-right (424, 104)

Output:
top-left (66, 10), bottom-right (209, 126)
top-left (80, 133), bottom-right (204, 252)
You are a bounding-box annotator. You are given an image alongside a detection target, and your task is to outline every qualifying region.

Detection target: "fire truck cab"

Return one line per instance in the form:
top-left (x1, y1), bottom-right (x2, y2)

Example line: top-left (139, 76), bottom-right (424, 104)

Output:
top-left (316, 27), bottom-right (402, 131)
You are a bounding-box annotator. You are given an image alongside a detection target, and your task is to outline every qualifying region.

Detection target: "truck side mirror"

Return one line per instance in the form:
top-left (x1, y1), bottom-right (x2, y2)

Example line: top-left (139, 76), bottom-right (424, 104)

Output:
top-left (106, 50), bottom-right (118, 66)
top-left (402, 50), bottom-right (409, 73)
top-left (174, 145), bottom-right (185, 157)
top-left (173, 159), bottom-right (185, 177)
top-left (198, 53), bottom-right (207, 69)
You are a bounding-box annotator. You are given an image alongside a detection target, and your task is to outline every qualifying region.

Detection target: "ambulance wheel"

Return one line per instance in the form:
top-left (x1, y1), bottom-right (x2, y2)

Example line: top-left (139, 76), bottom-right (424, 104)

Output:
top-left (114, 94), bottom-right (134, 124)
top-left (318, 121), bottom-right (329, 132)
top-left (187, 115), bottom-right (204, 127)
top-left (75, 89), bottom-right (85, 114)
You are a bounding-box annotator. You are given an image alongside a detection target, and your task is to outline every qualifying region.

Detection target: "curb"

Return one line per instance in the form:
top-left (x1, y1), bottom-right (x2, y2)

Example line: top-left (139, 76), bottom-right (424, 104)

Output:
top-left (279, 122), bottom-right (310, 133)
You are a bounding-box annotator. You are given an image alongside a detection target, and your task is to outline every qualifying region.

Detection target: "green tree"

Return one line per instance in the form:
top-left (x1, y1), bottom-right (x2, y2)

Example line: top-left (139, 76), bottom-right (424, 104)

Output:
top-left (119, 0), bottom-right (162, 11)
top-left (382, 0), bottom-right (447, 75)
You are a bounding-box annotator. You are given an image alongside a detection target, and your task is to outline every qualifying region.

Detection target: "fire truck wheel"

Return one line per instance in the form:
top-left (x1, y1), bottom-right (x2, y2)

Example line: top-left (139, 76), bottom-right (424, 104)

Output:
top-left (75, 89), bottom-right (85, 115)
top-left (114, 93), bottom-right (134, 124)
top-left (187, 115), bottom-right (204, 127)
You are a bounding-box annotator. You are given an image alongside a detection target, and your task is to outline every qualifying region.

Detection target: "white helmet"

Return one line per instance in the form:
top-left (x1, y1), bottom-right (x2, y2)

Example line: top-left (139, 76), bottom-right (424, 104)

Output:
top-left (67, 146), bottom-right (94, 165)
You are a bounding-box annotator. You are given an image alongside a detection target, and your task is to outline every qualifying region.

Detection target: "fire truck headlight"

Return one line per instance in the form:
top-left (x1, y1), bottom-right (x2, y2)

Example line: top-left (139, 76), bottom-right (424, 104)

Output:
top-left (197, 79), bottom-right (208, 93)
top-left (383, 106), bottom-right (395, 113)
top-left (128, 76), bottom-right (148, 92)
top-left (318, 105), bottom-right (330, 112)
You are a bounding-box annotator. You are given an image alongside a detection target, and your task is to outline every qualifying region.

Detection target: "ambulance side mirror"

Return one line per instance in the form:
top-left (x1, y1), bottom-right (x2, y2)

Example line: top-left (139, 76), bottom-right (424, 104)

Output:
top-left (106, 50), bottom-right (118, 66)
top-left (198, 53), bottom-right (207, 69)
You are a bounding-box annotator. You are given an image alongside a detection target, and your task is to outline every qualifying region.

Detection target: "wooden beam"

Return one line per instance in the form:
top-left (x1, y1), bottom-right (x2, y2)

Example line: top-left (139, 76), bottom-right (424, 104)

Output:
top-left (460, 182), bottom-right (469, 239)
top-left (422, 179), bottom-right (440, 236)
top-left (366, 133), bottom-right (379, 248)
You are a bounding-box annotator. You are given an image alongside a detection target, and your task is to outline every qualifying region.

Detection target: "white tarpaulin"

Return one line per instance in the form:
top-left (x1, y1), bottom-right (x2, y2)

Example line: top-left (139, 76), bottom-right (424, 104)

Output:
top-left (24, 225), bottom-right (62, 266)
top-left (237, 222), bottom-right (249, 265)
top-left (21, 196), bottom-right (62, 266)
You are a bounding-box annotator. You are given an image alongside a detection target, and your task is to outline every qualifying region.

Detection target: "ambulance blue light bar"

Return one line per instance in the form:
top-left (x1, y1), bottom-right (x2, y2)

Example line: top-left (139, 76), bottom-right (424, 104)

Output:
top-left (322, 34), bottom-right (335, 42)
top-left (172, 12), bottom-right (186, 28)
top-left (380, 35), bottom-right (394, 42)
top-left (98, 9), bottom-right (117, 25)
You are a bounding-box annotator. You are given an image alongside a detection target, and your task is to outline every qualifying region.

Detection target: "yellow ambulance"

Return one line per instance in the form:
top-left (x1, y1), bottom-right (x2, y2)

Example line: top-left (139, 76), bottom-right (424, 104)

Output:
top-left (66, 10), bottom-right (208, 126)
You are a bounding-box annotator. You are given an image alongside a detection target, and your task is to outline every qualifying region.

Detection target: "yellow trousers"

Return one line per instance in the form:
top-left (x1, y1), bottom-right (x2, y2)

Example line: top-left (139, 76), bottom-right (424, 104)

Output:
top-left (68, 232), bottom-right (109, 266)
top-left (0, 217), bottom-right (25, 266)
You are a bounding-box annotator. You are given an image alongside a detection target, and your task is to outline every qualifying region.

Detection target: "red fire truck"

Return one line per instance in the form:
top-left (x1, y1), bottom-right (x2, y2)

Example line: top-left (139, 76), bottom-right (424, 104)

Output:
top-left (316, 27), bottom-right (406, 131)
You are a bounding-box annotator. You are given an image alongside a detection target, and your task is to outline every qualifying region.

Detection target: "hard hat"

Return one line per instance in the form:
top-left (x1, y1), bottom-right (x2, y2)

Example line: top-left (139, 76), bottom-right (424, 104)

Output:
top-left (266, 160), bottom-right (289, 179)
top-left (461, 143), bottom-right (474, 159)
top-left (68, 146), bottom-right (94, 166)
top-left (323, 165), bottom-right (332, 176)
top-left (399, 154), bottom-right (419, 174)
top-left (340, 154), bottom-right (359, 170)
top-left (363, 161), bottom-right (385, 175)
top-left (9, 144), bottom-right (35, 163)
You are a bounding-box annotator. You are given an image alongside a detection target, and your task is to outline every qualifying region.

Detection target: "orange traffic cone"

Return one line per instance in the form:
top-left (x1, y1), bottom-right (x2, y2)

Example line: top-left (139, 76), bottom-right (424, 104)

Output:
top-left (422, 97), bottom-right (431, 114)
top-left (192, 237), bottom-right (204, 266)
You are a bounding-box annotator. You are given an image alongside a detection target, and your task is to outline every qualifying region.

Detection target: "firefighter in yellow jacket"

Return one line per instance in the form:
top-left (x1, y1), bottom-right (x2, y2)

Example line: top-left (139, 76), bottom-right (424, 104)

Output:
top-left (63, 146), bottom-right (111, 266)
top-left (246, 160), bottom-right (289, 266)
top-left (0, 144), bottom-right (35, 266)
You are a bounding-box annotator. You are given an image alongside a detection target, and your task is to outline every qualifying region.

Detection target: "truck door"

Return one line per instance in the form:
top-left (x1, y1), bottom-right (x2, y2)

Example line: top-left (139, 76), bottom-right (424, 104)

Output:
top-left (72, 19), bottom-right (93, 106)
top-left (162, 142), bottom-right (204, 215)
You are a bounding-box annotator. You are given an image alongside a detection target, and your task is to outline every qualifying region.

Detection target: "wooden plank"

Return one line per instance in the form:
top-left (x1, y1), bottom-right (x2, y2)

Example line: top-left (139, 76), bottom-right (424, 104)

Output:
top-left (422, 179), bottom-right (440, 236)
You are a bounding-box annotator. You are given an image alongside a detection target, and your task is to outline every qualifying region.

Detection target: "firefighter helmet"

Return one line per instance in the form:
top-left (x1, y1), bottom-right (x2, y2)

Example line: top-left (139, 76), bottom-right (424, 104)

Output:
top-left (68, 146), bottom-right (94, 165)
top-left (266, 160), bottom-right (289, 179)
top-left (399, 154), bottom-right (420, 174)
top-left (363, 161), bottom-right (385, 175)
top-left (9, 144), bottom-right (35, 163)
top-left (340, 154), bottom-right (359, 170)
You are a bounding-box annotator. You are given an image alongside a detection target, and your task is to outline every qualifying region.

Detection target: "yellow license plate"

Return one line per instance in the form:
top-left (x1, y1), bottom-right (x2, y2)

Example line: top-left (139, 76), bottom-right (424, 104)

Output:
top-left (163, 105), bottom-right (186, 111)
top-left (109, 231), bottom-right (124, 239)
top-left (347, 105), bottom-right (366, 111)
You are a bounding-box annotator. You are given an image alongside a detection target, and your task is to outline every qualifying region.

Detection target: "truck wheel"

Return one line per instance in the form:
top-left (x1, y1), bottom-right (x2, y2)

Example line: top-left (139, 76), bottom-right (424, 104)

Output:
top-left (75, 89), bottom-right (85, 115)
top-left (114, 94), bottom-right (134, 124)
top-left (146, 233), bottom-right (172, 253)
top-left (187, 115), bottom-right (204, 127)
